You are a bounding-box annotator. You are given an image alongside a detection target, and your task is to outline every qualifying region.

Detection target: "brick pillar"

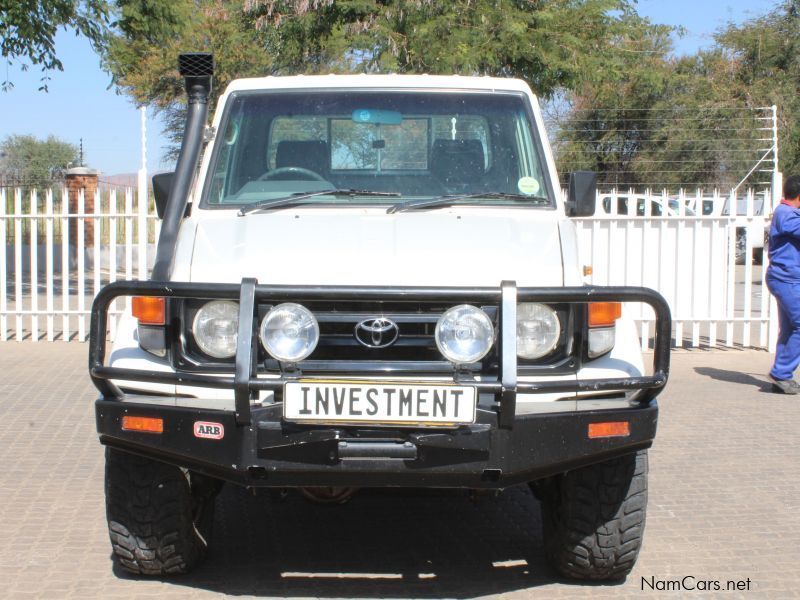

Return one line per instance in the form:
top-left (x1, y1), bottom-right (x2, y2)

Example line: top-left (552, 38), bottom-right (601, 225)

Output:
top-left (65, 167), bottom-right (99, 251)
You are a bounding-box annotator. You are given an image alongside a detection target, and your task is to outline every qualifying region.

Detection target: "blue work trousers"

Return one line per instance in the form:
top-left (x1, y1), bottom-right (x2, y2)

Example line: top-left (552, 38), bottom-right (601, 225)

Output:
top-left (767, 276), bottom-right (800, 380)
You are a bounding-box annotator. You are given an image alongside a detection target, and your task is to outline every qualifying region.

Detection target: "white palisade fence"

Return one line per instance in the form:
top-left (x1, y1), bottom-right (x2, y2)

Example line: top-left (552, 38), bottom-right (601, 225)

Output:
top-left (0, 186), bottom-right (158, 342)
top-left (0, 184), bottom-right (775, 349)
top-left (575, 188), bottom-right (773, 350)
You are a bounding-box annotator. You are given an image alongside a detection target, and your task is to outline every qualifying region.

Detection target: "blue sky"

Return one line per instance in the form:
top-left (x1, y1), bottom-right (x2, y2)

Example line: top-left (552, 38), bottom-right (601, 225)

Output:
top-left (0, 0), bottom-right (782, 176)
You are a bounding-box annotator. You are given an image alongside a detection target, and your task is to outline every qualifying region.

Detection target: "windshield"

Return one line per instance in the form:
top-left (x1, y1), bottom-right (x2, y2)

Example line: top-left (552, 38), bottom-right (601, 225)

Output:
top-left (201, 89), bottom-right (553, 209)
top-left (721, 196), bottom-right (766, 216)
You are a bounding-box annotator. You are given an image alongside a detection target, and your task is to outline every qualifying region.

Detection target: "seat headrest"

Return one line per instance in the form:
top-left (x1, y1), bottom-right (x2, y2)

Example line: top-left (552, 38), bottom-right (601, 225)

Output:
top-left (275, 140), bottom-right (330, 174)
top-left (430, 139), bottom-right (485, 185)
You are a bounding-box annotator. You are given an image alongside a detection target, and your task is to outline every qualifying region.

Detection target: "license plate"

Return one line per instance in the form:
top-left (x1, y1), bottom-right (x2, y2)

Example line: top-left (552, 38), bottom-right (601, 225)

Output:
top-left (284, 381), bottom-right (476, 425)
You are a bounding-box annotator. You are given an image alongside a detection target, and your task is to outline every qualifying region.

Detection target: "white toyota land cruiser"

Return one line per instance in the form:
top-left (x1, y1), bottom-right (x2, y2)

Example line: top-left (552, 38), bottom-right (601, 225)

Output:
top-left (90, 54), bottom-right (670, 581)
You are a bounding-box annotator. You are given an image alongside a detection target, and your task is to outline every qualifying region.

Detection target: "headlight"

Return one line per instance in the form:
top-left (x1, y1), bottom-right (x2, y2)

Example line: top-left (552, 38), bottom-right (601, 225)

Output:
top-left (192, 300), bottom-right (239, 359)
top-left (435, 304), bottom-right (495, 364)
top-left (260, 303), bottom-right (319, 362)
top-left (516, 302), bottom-right (560, 359)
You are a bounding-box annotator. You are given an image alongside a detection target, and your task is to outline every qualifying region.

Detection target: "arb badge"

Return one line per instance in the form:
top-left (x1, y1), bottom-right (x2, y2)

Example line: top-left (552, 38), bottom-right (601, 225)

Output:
top-left (194, 421), bottom-right (224, 439)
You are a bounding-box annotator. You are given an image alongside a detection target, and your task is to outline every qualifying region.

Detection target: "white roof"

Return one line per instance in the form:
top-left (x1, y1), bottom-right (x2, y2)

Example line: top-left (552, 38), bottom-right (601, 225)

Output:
top-left (224, 73), bottom-right (534, 95)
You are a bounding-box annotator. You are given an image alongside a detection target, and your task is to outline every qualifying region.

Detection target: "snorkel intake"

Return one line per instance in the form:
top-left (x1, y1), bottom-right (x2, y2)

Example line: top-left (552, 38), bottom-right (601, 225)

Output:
top-left (151, 53), bottom-right (214, 281)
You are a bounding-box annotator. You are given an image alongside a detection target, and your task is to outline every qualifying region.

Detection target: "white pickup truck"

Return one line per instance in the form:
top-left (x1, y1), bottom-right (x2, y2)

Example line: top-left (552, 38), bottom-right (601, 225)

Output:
top-left (89, 53), bottom-right (670, 582)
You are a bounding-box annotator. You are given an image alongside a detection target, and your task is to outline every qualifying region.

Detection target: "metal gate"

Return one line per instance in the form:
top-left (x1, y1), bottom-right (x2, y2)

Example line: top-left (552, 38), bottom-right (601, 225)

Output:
top-left (0, 185), bottom-right (776, 348)
top-left (576, 188), bottom-right (773, 349)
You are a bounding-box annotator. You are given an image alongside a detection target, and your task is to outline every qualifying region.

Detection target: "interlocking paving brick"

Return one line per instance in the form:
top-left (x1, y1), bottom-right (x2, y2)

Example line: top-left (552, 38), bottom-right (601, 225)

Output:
top-left (0, 344), bottom-right (797, 598)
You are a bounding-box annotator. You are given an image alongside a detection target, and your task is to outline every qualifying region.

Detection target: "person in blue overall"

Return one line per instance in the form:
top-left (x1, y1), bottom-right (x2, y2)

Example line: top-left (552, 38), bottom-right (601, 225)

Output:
top-left (767, 175), bottom-right (800, 393)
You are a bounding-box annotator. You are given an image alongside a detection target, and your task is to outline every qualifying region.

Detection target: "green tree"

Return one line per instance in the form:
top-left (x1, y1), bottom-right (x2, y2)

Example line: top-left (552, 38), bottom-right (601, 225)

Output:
top-left (714, 0), bottom-right (800, 177)
top-left (0, 134), bottom-right (79, 187)
top-left (101, 0), bottom-right (669, 159)
top-left (554, 0), bottom-right (799, 190)
top-left (0, 0), bottom-right (110, 91)
top-left (551, 15), bottom-right (677, 187)
top-left (554, 48), bottom-right (769, 190)
top-left (102, 0), bottom-right (273, 159)
top-left (245, 0), bottom-right (654, 95)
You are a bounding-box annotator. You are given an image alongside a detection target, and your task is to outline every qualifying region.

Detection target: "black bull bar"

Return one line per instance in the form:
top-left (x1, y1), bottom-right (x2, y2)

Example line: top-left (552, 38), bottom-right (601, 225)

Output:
top-left (89, 280), bottom-right (671, 428)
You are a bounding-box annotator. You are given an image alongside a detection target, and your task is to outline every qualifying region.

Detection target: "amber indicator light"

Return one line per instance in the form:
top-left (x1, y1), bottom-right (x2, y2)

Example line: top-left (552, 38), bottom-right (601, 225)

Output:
top-left (121, 416), bottom-right (164, 434)
top-left (588, 302), bottom-right (622, 328)
top-left (588, 421), bottom-right (630, 439)
top-left (132, 296), bottom-right (166, 325)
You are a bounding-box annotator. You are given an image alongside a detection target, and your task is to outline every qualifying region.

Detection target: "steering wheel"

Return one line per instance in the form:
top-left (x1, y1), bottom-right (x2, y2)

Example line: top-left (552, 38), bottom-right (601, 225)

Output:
top-left (259, 167), bottom-right (326, 182)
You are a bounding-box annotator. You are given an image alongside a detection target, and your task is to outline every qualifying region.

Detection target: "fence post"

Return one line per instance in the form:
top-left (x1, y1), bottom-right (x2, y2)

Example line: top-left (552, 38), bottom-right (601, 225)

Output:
top-left (45, 189), bottom-right (54, 341)
top-left (77, 189), bottom-right (85, 340)
top-left (109, 190), bottom-right (117, 342)
top-left (94, 189), bottom-right (101, 299)
top-left (14, 188), bottom-right (22, 341)
top-left (125, 188), bottom-right (133, 280)
top-left (29, 189), bottom-right (38, 341)
top-left (768, 172), bottom-right (782, 352)
top-left (0, 188), bottom-right (6, 341)
top-left (767, 106), bottom-right (781, 352)
top-left (61, 186), bottom-right (70, 341)
top-left (137, 176), bottom-right (148, 281)
top-left (138, 108), bottom-right (149, 280)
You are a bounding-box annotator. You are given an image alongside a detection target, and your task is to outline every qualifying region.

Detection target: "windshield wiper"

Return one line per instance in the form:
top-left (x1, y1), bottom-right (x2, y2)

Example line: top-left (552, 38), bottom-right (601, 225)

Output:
top-left (386, 192), bottom-right (548, 214)
top-left (239, 189), bottom-right (401, 216)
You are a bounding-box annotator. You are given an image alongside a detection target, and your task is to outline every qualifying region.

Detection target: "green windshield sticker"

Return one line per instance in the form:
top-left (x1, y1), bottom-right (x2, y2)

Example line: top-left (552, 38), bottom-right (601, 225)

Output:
top-left (517, 177), bottom-right (540, 195)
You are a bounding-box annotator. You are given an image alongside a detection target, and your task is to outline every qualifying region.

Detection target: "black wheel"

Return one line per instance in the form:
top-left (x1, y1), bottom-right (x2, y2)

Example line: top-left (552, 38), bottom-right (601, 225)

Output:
top-left (537, 450), bottom-right (648, 581)
top-left (104, 448), bottom-right (221, 575)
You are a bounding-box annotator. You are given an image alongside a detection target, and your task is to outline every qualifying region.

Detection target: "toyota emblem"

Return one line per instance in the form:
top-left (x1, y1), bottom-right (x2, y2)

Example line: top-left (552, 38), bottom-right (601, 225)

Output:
top-left (354, 318), bottom-right (400, 348)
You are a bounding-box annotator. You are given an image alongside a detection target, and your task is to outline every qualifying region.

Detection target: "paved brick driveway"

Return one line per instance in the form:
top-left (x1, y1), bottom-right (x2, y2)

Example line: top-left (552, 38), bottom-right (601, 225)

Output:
top-left (0, 344), bottom-right (798, 598)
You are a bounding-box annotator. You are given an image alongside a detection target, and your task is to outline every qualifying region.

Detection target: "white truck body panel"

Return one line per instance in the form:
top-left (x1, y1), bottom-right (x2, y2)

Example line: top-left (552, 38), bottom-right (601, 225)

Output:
top-left (109, 73), bottom-right (645, 407)
top-left (188, 207), bottom-right (564, 287)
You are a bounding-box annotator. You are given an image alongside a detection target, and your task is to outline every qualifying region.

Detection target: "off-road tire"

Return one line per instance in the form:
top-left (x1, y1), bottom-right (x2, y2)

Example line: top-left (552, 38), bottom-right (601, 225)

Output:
top-left (104, 447), bottom-right (219, 575)
top-left (538, 450), bottom-right (648, 581)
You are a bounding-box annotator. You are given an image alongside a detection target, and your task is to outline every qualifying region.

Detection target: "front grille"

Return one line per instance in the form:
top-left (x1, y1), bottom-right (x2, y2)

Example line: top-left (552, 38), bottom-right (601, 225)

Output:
top-left (176, 300), bottom-right (575, 375)
top-left (264, 302), bottom-right (499, 374)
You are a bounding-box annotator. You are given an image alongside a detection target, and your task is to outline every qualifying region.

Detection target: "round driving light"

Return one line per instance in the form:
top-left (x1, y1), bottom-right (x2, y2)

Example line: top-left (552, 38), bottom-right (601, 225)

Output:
top-left (516, 302), bottom-right (560, 359)
top-left (260, 303), bottom-right (319, 362)
top-left (435, 304), bottom-right (495, 364)
top-left (192, 300), bottom-right (239, 359)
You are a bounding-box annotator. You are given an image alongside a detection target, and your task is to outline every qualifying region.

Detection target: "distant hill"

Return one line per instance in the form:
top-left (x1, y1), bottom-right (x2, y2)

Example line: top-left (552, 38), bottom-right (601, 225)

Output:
top-left (98, 171), bottom-right (169, 190)
top-left (98, 173), bottom-right (138, 189)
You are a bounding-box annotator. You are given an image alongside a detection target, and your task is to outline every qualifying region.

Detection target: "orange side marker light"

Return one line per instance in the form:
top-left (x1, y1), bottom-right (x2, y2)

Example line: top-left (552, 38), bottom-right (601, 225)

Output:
top-left (121, 416), bottom-right (164, 434)
top-left (588, 302), bottom-right (622, 328)
top-left (588, 421), bottom-right (630, 439)
top-left (132, 296), bottom-right (166, 326)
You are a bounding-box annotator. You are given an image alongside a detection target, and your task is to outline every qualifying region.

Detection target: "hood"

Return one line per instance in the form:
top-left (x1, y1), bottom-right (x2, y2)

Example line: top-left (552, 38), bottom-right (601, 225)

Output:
top-left (189, 208), bottom-right (564, 287)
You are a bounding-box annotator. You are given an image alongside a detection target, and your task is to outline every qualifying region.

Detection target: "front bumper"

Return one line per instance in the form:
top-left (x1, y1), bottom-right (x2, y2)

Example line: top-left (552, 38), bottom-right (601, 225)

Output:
top-left (97, 396), bottom-right (658, 488)
top-left (90, 280), bottom-right (670, 488)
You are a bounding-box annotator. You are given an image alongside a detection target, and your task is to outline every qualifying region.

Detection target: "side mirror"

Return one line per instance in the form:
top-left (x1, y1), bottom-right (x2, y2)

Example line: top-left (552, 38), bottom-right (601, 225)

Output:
top-left (566, 171), bottom-right (597, 217)
top-left (152, 172), bottom-right (175, 219)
